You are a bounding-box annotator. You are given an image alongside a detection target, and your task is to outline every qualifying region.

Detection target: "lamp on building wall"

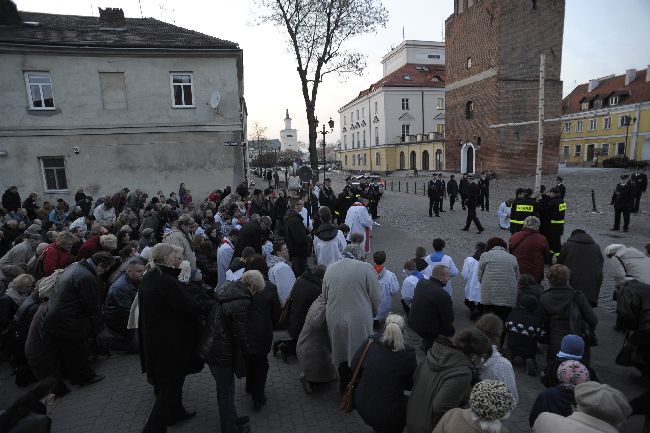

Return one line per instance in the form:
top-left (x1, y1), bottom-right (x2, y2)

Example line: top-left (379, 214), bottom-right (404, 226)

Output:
top-left (623, 115), bottom-right (637, 157)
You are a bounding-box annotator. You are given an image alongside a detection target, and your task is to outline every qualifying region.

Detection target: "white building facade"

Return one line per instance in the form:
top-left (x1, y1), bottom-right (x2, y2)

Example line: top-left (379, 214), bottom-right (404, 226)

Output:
top-left (280, 109), bottom-right (298, 151)
top-left (0, 8), bottom-right (246, 202)
top-left (338, 40), bottom-right (446, 172)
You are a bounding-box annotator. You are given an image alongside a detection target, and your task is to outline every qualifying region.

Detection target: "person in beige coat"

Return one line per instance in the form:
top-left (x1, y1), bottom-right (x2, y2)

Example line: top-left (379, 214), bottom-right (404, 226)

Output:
top-left (164, 215), bottom-right (197, 269)
top-left (532, 381), bottom-right (631, 433)
top-left (323, 244), bottom-right (380, 395)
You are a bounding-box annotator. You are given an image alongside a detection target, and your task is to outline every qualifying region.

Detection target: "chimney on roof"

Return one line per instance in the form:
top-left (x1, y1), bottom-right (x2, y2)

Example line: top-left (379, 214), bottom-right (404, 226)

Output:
top-left (0, 0), bottom-right (23, 25)
top-left (625, 69), bottom-right (636, 86)
top-left (587, 79), bottom-right (599, 92)
top-left (98, 7), bottom-right (125, 26)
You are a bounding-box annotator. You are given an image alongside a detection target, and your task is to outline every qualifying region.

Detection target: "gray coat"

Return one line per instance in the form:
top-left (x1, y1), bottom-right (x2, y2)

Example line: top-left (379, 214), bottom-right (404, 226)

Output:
top-left (324, 258), bottom-right (380, 366)
top-left (296, 294), bottom-right (338, 382)
top-left (0, 240), bottom-right (35, 268)
top-left (478, 246), bottom-right (519, 308)
top-left (164, 229), bottom-right (196, 269)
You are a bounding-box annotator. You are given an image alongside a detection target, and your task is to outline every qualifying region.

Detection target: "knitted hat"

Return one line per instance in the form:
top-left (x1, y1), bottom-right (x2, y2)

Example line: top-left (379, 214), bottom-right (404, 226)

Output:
top-left (575, 382), bottom-right (631, 427)
top-left (469, 380), bottom-right (514, 421)
top-left (557, 360), bottom-right (590, 387)
top-left (557, 334), bottom-right (584, 360)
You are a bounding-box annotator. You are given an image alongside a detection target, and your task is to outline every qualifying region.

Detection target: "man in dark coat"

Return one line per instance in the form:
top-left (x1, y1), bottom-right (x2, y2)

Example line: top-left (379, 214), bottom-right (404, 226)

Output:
top-left (22, 193), bottom-right (39, 220)
top-left (2, 186), bottom-right (21, 212)
top-left (408, 265), bottom-right (455, 351)
top-left (233, 216), bottom-right (271, 259)
top-left (319, 178), bottom-right (336, 211)
top-left (478, 173), bottom-right (490, 211)
top-left (631, 170), bottom-right (648, 213)
top-left (557, 229), bottom-right (603, 307)
top-left (446, 175), bottom-right (459, 211)
top-left (616, 278), bottom-right (650, 378)
top-left (461, 178), bottom-right (484, 233)
top-left (611, 174), bottom-right (634, 232)
top-left (427, 177), bottom-right (441, 217)
top-left (43, 252), bottom-right (116, 385)
top-left (104, 257), bottom-right (146, 349)
top-left (459, 174), bottom-right (470, 210)
top-left (284, 197), bottom-right (311, 277)
top-left (434, 174), bottom-right (446, 213)
top-left (139, 246), bottom-right (203, 432)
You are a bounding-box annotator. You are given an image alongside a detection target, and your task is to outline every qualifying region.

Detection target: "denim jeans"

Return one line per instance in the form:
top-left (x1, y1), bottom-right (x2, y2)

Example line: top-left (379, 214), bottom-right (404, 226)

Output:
top-left (209, 364), bottom-right (239, 433)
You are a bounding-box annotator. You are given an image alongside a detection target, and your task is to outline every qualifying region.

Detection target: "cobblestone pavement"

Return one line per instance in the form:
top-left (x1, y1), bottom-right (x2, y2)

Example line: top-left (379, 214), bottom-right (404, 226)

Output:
top-left (0, 168), bottom-right (648, 432)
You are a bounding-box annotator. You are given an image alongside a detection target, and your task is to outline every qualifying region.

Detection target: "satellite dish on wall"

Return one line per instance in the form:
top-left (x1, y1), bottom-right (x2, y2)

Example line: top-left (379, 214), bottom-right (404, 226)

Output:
top-left (209, 89), bottom-right (221, 109)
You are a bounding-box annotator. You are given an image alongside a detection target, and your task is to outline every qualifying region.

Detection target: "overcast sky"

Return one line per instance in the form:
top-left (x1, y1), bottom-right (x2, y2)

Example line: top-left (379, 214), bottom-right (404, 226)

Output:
top-left (15, 0), bottom-right (650, 145)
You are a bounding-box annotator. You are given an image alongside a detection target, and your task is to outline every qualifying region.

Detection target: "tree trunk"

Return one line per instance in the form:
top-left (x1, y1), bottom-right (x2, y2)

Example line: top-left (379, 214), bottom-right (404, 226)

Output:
top-left (306, 107), bottom-right (319, 171)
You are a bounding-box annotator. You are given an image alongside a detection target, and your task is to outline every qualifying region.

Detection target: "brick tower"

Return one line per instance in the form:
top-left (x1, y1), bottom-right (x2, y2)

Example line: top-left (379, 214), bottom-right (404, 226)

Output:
top-left (445, 0), bottom-right (565, 175)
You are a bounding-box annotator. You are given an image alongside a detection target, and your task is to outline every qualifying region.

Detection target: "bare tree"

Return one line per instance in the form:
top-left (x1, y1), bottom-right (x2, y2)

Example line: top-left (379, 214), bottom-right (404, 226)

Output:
top-left (254, 0), bottom-right (388, 170)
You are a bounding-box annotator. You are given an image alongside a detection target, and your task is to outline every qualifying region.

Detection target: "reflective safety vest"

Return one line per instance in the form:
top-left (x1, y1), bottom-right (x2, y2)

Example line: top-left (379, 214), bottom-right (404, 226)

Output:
top-left (547, 199), bottom-right (566, 235)
top-left (509, 198), bottom-right (538, 233)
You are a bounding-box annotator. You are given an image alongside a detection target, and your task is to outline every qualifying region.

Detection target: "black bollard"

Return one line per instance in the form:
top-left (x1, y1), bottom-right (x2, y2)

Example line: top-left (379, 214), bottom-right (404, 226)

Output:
top-left (398, 181), bottom-right (401, 192)
top-left (406, 182), bottom-right (409, 193)
top-left (591, 189), bottom-right (597, 212)
top-left (391, 181), bottom-right (393, 191)
top-left (414, 182), bottom-right (417, 194)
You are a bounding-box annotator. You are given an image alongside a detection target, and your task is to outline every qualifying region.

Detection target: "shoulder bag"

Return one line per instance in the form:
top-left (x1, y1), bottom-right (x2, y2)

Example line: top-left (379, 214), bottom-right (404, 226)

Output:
top-left (569, 289), bottom-right (598, 346)
top-left (340, 339), bottom-right (372, 413)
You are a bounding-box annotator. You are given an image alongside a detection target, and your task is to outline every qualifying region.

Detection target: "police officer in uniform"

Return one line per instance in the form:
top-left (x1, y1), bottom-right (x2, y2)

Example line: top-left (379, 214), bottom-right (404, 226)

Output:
top-left (555, 176), bottom-right (566, 200)
top-left (478, 173), bottom-right (490, 211)
top-left (459, 174), bottom-right (470, 210)
top-left (367, 182), bottom-right (381, 219)
top-left (510, 188), bottom-right (537, 234)
top-left (631, 169), bottom-right (648, 213)
top-left (541, 186), bottom-right (566, 258)
top-left (435, 173), bottom-right (446, 213)
top-left (462, 177), bottom-right (484, 233)
top-left (447, 175), bottom-right (459, 211)
top-left (427, 176), bottom-right (440, 217)
top-left (611, 175), bottom-right (634, 232)
top-left (319, 178), bottom-right (337, 211)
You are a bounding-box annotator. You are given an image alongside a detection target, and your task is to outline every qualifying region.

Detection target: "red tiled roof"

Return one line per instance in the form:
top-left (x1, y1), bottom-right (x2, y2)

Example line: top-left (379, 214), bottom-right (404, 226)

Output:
top-left (0, 11), bottom-right (239, 50)
top-left (562, 69), bottom-right (650, 114)
top-left (340, 63), bottom-right (446, 109)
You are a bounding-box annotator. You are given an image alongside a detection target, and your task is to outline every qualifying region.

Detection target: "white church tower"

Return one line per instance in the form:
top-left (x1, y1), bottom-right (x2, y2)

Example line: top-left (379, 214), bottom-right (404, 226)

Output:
top-left (280, 109), bottom-right (298, 151)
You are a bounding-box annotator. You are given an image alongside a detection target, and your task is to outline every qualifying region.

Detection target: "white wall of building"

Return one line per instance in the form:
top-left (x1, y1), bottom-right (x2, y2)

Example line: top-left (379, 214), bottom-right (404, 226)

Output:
top-left (381, 40), bottom-right (445, 77)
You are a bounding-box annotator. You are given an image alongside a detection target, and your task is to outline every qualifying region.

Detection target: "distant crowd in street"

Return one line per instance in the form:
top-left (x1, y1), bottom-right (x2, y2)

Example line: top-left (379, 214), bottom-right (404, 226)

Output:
top-left (0, 171), bottom-right (649, 433)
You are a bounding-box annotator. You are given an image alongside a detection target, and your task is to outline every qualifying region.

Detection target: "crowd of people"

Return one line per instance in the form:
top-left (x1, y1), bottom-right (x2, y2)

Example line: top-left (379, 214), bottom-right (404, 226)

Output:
top-left (0, 174), bottom-right (649, 433)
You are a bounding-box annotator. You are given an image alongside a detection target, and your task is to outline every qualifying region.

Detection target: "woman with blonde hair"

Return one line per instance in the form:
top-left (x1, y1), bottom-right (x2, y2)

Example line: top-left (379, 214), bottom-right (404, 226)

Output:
top-left (351, 313), bottom-right (417, 433)
top-left (138, 242), bottom-right (203, 432)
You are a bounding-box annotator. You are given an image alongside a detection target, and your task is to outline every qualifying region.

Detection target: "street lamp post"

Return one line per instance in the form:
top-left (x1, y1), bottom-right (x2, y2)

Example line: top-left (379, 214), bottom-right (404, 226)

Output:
top-left (623, 114), bottom-right (637, 158)
top-left (318, 117), bottom-right (335, 183)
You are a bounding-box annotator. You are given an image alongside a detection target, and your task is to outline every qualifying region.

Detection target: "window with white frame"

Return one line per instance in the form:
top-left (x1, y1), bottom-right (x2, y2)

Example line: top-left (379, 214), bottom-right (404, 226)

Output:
top-left (436, 97), bottom-right (444, 110)
top-left (374, 101), bottom-right (378, 114)
top-left (588, 119), bottom-right (597, 131)
top-left (343, 135), bottom-right (347, 149)
top-left (563, 122), bottom-right (571, 133)
top-left (345, 155), bottom-right (348, 166)
top-left (40, 157), bottom-right (68, 191)
top-left (375, 127), bottom-right (379, 145)
top-left (603, 117), bottom-right (611, 129)
top-left (376, 152), bottom-right (381, 165)
top-left (170, 73), bottom-right (194, 107)
top-left (617, 142), bottom-right (625, 155)
top-left (344, 115), bottom-right (346, 126)
top-left (601, 143), bottom-right (610, 156)
top-left (356, 110), bottom-right (359, 121)
top-left (352, 154), bottom-right (355, 165)
top-left (581, 102), bottom-right (589, 110)
top-left (362, 107), bottom-right (365, 118)
top-left (401, 124), bottom-right (410, 141)
top-left (401, 98), bottom-right (410, 110)
top-left (363, 153), bottom-right (367, 165)
top-left (619, 115), bottom-right (629, 127)
top-left (576, 120), bottom-right (583, 132)
top-left (437, 124), bottom-right (445, 136)
top-left (593, 99), bottom-right (603, 109)
top-left (25, 72), bottom-right (55, 110)
top-left (363, 130), bottom-right (366, 147)
top-left (574, 144), bottom-right (581, 156)
top-left (563, 145), bottom-right (569, 158)
top-left (609, 96), bottom-right (619, 106)
top-left (356, 132), bottom-right (360, 148)
top-left (586, 144), bottom-right (595, 160)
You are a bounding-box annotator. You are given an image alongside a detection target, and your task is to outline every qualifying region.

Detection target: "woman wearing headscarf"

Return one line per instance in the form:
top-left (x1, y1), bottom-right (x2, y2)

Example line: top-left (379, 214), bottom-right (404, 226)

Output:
top-left (433, 380), bottom-right (514, 433)
top-left (323, 244), bottom-right (380, 395)
top-left (529, 360), bottom-right (590, 427)
top-left (138, 243), bottom-right (203, 433)
top-left (352, 314), bottom-right (417, 433)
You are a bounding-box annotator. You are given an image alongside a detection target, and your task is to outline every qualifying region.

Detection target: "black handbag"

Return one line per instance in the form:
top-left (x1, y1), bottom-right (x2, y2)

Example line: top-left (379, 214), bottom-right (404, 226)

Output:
top-left (615, 332), bottom-right (647, 369)
top-left (569, 290), bottom-right (598, 346)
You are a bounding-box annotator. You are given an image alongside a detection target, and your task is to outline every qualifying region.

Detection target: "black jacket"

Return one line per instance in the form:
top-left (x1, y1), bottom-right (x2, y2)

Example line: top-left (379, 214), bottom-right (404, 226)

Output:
top-left (352, 334), bottom-right (417, 433)
top-left (319, 186), bottom-right (336, 210)
top-left (234, 220), bottom-right (266, 258)
top-left (0, 295), bottom-right (19, 335)
top-left (199, 280), bottom-right (252, 367)
top-left (287, 269), bottom-right (323, 339)
top-left (446, 180), bottom-right (459, 197)
top-left (43, 260), bottom-right (103, 340)
top-left (459, 178), bottom-right (470, 196)
top-left (427, 180), bottom-right (440, 199)
top-left (611, 181), bottom-right (634, 209)
top-left (138, 265), bottom-right (202, 385)
top-left (632, 172), bottom-right (648, 193)
top-left (505, 307), bottom-right (543, 358)
top-left (408, 277), bottom-right (455, 342)
top-left (466, 182), bottom-right (480, 208)
top-left (2, 189), bottom-right (21, 212)
top-left (557, 232), bottom-right (603, 306)
top-left (284, 211), bottom-right (310, 258)
top-left (529, 386), bottom-right (576, 427)
top-left (247, 280), bottom-right (281, 355)
top-left (478, 177), bottom-right (490, 196)
top-left (616, 279), bottom-right (650, 338)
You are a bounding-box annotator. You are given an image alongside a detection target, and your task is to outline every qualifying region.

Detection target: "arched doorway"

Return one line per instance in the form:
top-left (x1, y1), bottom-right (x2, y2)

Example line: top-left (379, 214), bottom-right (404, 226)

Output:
top-left (435, 149), bottom-right (443, 171)
top-left (422, 150), bottom-right (430, 170)
top-left (461, 142), bottom-right (476, 174)
top-left (409, 151), bottom-right (417, 170)
top-left (399, 151), bottom-right (405, 170)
